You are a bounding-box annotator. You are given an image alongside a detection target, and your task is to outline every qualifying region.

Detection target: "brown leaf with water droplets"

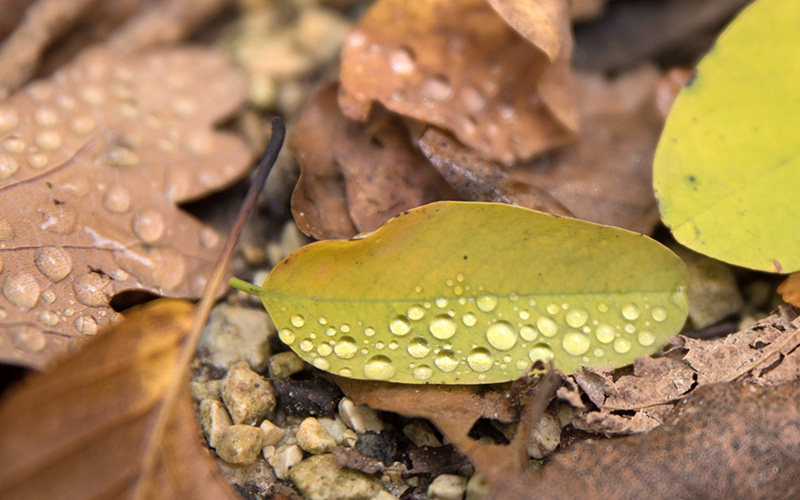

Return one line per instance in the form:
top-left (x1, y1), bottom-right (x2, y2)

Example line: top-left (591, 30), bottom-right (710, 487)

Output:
top-left (488, 380), bottom-right (800, 500)
top-left (0, 299), bottom-right (240, 500)
top-left (0, 46), bottom-right (251, 368)
top-left (338, 0), bottom-right (578, 165)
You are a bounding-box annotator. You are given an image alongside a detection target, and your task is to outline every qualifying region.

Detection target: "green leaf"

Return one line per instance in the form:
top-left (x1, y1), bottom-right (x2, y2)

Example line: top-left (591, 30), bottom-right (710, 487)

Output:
top-left (653, 0), bottom-right (800, 273)
top-left (240, 202), bottom-right (688, 384)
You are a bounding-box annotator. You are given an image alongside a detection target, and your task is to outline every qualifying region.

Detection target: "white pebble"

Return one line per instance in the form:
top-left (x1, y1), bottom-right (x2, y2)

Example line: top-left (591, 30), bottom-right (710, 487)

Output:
top-left (428, 474), bottom-right (467, 500)
top-left (268, 444), bottom-right (304, 480)
top-left (338, 397), bottom-right (384, 433)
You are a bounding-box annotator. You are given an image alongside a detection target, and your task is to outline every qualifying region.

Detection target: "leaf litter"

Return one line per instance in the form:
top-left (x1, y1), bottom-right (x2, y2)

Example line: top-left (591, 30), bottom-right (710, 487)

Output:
top-left (0, 46), bottom-right (251, 369)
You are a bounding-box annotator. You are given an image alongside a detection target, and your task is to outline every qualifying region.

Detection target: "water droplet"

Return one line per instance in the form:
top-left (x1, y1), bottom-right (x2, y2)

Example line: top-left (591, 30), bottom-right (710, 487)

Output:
top-left (69, 116), bottom-right (96, 135)
top-left (486, 321), bottom-right (517, 350)
top-left (453, 314), bottom-right (473, 330)
top-left (476, 294), bottom-right (497, 312)
top-left (41, 290), bottom-right (55, 304)
top-left (622, 303), bottom-right (640, 320)
top-left (113, 245), bottom-right (185, 290)
top-left (497, 102), bottom-right (517, 123)
top-left (103, 185), bottom-right (131, 213)
top-left (35, 130), bottom-right (61, 151)
top-left (597, 303), bottom-right (609, 313)
top-left (74, 315), bottom-right (98, 335)
top-left (100, 145), bottom-right (140, 167)
top-left (389, 315), bottom-right (411, 336)
top-left (364, 327), bottom-right (376, 337)
top-left (651, 307), bottom-right (667, 322)
top-left (595, 324), bottom-right (615, 343)
top-left (562, 332), bottom-right (590, 356)
top-left (339, 368), bottom-right (353, 377)
top-left (413, 365), bottom-right (432, 381)
top-left (79, 86), bottom-right (105, 107)
top-left (566, 308), bottom-right (588, 328)
top-left (593, 348), bottom-right (604, 357)
top-left (519, 310), bottom-right (530, 320)
top-left (0, 220), bottom-right (14, 241)
top-left (546, 304), bottom-right (560, 315)
top-left (2, 136), bottom-right (24, 154)
top-left (537, 317), bottom-right (558, 337)
top-left (38, 310), bottom-right (60, 327)
top-left (340, 324), bottom-right (350, 333)
top-left (11, 325), bottom-right (45, 352)
top-left (467, 347), bottom-right (493, 372)
top-left (35, 246), bottom-right (72, 282)
top-left (454, 286), bottom-right (464, 296)
top-left (364, 355), bottom-right (395, 380)
top-left (28, 153), bottom-right (49, 169)
top-left (3, 272), bottom-right (40, 311)
top-left (290, 314), bottom-right (305, 327)
top-left (132, 209), bottom-right (166, 243)
top-left (434, 350), bottom-right (458, 372)
top-left (529, 344), bottom-right (554, 364)
top-left (388, 46), bottom-right (416, 74)
top-left (0, 158), bottom-right (18, 179)
top-left (624, 323), bottom-right (636, 334)
top-left (317, 343), bottom-right (332, 356)
top-left (520, 325), bottom-right (537, 341)
top-left (199, 227), bottom-right (220, 249)
top-left (435, 296), bottom-right (448, 308)
top-left (73, 272), bottom-right (111, 307)
top-left (429, 314), bottom-right (456, 340)
top-left (460, 85), bottom-right (487, 114)
top-left (299, 339), bottom-right (314, 352)
top-left (375, 341), bottom-right (385, 350)
top-left (388, 340), bottom-right (399, 350)
top-left (334, 336), bottom-right (357, 359)
top-left (613, 338), bottom-right (632, 354)
top-left (313, 358), bottom-right (330, 370)
top-left (420, 75), bottom-right (453, 102)
top-left (638, 331), bottom-right (655, 346)
top-left (404, 337), bottom-right (429, 359)
top-left (34, 107), bottom-right (58, 127)
top-left (407, 305), bottom-right (425, 320)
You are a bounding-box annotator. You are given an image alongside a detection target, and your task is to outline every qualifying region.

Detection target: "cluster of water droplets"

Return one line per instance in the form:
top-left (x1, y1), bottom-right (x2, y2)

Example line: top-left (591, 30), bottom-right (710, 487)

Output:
top-left (275, 273), bottom-right (682, 383)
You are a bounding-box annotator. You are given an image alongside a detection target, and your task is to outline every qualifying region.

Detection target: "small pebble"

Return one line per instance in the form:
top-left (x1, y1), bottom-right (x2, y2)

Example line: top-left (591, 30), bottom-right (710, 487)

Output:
top-left (200, 399), bottom-right (233, 449)
top-left (297, 417), bottom-right (338, 454)
top-left (289, 454), bottom-right (398, 500)
top-left (318, 416), bottom-right (348, 445)
top-left (403, 420), bottom-right (442, 448)
top-left (677, 249), bottom-right (744, 329)
top-left (338, 397), bottom-right (384, 433)
top-left (216, 424), bottom-right (265, 464)
top-left (268, 351), bottom-right (307, 378)
top-left (527, 412), bottom-right (562, 459)
top-left (260, 419), bottom-right (287, 447)
top-left (199, 304), bottom-right (274, 372)
top-left (428, 474), bottom-right (468, 500)
top-left (465, 472), bottom-right (491, 500)
top-left (268, 444), bottom-right (304, 480)
top-left (190, 379), bottom-right (221, 401)
top-left (221, 361), bottom-right (276, 425)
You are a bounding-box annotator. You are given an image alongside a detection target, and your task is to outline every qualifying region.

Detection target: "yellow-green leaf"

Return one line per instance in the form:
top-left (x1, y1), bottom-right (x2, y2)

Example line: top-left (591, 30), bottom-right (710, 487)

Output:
top-left (653, 0), bottom-right (800, 273)
top-left (238, 202), bottom-right (688, 384)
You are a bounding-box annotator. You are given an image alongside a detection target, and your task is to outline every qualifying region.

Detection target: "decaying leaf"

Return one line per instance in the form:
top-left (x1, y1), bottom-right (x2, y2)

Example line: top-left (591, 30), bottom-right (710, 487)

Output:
top-left (338, 0), bottom-right (578, 164)
top-left (654, 0), bottom-right (800, 273)
top-left (509, 65), bottom-right (665, 234)
top-left (419, 128), bottom-right (572, 217)
top-left (0, 299), bottom-right (236, 500)
top-left (488, 380), bottom-right (800, 500)
top-left (0, 47), bottom-right (251, 368)
top-left (778, 273), bottom-right (800, 308)
top-left (290, 83), bottom-right (455, 239)
top-left (236, 201), bottom-right (689, 383)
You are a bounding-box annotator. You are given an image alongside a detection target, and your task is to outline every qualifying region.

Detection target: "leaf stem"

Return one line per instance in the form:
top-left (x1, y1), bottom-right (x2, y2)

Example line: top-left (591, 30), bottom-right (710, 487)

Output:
top-left (229, 277), bottom-right (261, 296)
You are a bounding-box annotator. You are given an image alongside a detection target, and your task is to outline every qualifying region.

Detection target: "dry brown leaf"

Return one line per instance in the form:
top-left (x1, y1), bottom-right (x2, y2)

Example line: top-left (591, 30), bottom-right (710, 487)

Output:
top-left (0, 47), bottom-right (251, 368)
top-left (778, 272), bottom-right (800, 308)
top-left (418, 128), bottom-right (572, 216)
top-left (334, 370), bottom-right (562, 482)
top-left (338, 0), bottom-right (578, 165)
top-left (289, 83), bottom-right (358, 239)
top-left (488, 380), bottom-right (800, 500)
top-left (510, 65), bottom-right (664, 233)
top-left (0, 299), bottom-right (237, 500)
top-left (290, 83), bottom-right (456, 239)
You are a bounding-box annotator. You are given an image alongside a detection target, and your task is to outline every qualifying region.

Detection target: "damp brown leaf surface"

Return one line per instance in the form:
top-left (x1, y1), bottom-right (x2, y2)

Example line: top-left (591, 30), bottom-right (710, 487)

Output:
top-left (489, 380), bottom-right (800, 500)
top-left (290, 83), bottom-right (455, 239)
top-left (0, 46), bottom-right (251, 368)
top-left (0, 299), bottom-right (239, 500)
top-left (338, 0), bottom-right (578, 165)
top-left (509, 66), bottom-right (664, 233)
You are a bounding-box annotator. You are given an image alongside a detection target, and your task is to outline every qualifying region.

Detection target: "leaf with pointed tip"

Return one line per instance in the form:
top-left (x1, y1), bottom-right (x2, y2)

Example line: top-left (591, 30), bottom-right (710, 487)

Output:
top-left (653, 0), bottom-right (800, 273)
top-left (239, 202), bottom-right (688, 384)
